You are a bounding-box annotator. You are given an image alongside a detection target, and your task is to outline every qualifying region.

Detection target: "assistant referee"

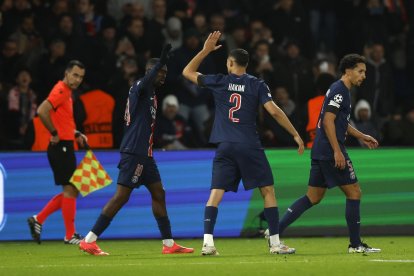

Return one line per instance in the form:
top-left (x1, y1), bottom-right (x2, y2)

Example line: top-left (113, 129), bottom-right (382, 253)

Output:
top-left (27, 60), bottom-right (88, 245)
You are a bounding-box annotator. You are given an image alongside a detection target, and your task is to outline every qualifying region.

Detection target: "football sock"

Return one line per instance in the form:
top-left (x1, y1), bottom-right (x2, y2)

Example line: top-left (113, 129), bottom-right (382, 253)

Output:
top-left (203, 234), bottom-right (214, 246)
top-left (36, 193), bottom-right (63, 224)
top-left (62, 197), bottom-right (76, 240)
top-left (264, 207), bottom-right (280, 246)
top-left (85, 232), bottom-right (98, 243)
top-left (346, 199), bottom-right (362, 247)
top-left (264, 207), bottom-right (279, 235)
top-left (204, 206), bottom-right (218, 235)
top-left (91, 214), bottom-right (112, 237)
top-left (156, 216), bottom-right (172, 239)
top-left (162, 239), bottom-right (174, 247)
top-left (279, 195), bottom-right (312, 234)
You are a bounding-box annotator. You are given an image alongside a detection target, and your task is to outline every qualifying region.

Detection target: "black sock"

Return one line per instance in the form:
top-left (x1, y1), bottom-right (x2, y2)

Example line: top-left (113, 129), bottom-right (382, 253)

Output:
top-left (91, 214), bottom-right (112, 237)
top-left (279, 195), bottom-right (313, 234)
top-left (263, 207), bottom-right (279, 235)
top-left (156, 216), bottom-right (172, 239)
top-left (346, 199), bottom-right (362, 247)
top-left (204, 206), bottom-right (218, 234)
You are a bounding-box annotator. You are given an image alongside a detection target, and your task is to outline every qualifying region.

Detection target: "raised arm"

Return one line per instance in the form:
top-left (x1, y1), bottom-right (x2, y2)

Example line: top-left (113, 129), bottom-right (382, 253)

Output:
top-left (264, 101), bottom-right (304, 155)
top-left (347, 123), bottom-right (379, 149)
top-left (182, 31), bottom-right (222, 84)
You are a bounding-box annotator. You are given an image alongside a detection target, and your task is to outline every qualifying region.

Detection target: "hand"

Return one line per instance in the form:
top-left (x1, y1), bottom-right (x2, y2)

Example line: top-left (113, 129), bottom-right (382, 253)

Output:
top-left (76, 132), bottom-right (88, 148)
top-left (294, 135), bottom-right (305, 155)
top-left (334, 151), bottom-right (346, 170)
top-left (202, 31), bottom-right (222, 53)
top-left (50, 134), bottom-right (60, 145)
top-left (360, 134), bottom-right (379, 149)
top-left (160, 43), bottom-right (172, 65)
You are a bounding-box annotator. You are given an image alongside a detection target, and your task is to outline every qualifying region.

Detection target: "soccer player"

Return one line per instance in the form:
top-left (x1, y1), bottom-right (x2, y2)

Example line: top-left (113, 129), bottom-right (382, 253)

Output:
top-left (269, 54), bottom-right (381, 253)
top-left (27, 60), bottom-right (88, 245)
top-left (79, 44), bottom-right (194, 256)
top-left (182, 31), bottom-right (305, 255)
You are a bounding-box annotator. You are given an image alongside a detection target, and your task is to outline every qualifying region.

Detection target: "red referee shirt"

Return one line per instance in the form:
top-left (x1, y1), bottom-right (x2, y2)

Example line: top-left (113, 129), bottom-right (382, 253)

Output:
top-left (47, 81), bottom-right (75, 140)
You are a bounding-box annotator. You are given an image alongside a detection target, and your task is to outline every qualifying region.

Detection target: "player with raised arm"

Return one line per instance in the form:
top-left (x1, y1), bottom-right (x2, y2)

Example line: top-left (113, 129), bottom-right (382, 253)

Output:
top-left (182, 31), bottom-right (305, 255)
top-left (267, 54), bottom-right (381, 254)
top-left (79, 44), bottom-right (194, 256)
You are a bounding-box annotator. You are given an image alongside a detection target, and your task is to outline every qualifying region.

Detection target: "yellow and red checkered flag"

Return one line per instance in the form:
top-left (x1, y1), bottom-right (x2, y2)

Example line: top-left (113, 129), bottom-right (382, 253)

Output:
top-left (70, 150), bottom-right (112, 196)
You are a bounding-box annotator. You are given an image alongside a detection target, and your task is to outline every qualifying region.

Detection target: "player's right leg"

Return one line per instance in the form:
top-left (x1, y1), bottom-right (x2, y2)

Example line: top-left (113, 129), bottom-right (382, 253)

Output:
top-left (201, 189), bottom-right (225, 256)
top-left (80, 184), bottom-right (133, 256)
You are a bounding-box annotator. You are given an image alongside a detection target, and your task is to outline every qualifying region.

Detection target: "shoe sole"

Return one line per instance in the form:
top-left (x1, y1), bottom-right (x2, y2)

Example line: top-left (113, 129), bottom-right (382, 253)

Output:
top-left (79, 247), bottom-right (109, 256)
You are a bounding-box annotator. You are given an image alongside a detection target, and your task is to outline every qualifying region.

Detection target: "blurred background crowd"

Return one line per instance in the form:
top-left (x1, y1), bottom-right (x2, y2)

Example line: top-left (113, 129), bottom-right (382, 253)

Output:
top-left (0, 0), bottom-right (413, 151)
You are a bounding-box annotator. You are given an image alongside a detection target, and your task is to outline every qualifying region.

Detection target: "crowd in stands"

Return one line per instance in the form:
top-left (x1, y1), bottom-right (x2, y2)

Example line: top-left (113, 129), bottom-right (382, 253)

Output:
top-left (0, 0), bottom-right (413, 151)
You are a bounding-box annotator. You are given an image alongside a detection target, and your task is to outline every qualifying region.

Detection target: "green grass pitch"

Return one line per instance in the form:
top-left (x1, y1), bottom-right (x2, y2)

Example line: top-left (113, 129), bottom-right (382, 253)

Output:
top-left (1, 237), bottom-right (413, 275)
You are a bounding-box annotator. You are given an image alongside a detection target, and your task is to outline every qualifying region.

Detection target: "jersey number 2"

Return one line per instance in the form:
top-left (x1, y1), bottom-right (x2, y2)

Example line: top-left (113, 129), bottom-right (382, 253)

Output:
top-left (229, 93), bottom-right (241, 123)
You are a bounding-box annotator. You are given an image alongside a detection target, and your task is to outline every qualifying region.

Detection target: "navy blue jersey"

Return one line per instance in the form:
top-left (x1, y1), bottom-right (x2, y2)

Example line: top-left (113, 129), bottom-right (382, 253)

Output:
top-left (311, 80), bottom-right (351, 160)
top-left (198, 73), bottom-right (272, 146)
top-left (120, 63), bottom-right (163, 156)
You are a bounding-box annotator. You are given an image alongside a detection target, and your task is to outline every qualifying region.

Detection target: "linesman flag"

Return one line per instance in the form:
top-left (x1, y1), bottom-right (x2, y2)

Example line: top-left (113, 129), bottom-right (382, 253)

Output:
top-left (70, 150), bottom-right (112, 196)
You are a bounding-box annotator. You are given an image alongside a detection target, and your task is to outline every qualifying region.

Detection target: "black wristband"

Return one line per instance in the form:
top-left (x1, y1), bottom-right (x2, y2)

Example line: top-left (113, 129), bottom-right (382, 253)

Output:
top-left (50, 130), bottom-right (58, 136)
top-left (75, 131), bottom-right (81, 138)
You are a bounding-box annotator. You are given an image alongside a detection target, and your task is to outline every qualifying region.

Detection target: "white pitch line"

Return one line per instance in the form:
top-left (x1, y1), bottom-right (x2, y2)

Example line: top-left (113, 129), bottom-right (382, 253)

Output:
top-left (370, 259), bottom-right (414, 263)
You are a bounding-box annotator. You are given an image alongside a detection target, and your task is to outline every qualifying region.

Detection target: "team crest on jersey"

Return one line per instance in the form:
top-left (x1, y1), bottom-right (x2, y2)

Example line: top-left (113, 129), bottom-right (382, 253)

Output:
top-left (131, 164), bottom-right (143, 183)
top-left (333, 94), bottom-right (343, 103)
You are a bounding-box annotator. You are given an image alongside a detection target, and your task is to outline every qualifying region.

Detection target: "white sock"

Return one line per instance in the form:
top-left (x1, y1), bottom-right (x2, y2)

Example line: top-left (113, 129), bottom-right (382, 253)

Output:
top-left (163, 239), bottom-right (174, 247)
top-left (85, 232), bottom-right (98, 243)
top-left (269, 234), bottom-right (280, 247)
top-left (203, 234), bottom-right (214, 246)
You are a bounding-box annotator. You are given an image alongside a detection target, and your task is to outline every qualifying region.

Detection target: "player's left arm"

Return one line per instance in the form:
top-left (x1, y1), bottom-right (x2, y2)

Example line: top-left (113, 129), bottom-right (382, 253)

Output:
top-left (347, 124), bottom-right (379, 149)
top-left (264, 101), bottom-right (304, 154)
top-left (182, 31), bottom-right (222, 84)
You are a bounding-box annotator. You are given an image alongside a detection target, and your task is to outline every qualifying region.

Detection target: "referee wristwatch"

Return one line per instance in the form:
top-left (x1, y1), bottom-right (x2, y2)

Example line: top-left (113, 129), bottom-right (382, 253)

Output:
top-left (50, 130), bottom-right (58, 137)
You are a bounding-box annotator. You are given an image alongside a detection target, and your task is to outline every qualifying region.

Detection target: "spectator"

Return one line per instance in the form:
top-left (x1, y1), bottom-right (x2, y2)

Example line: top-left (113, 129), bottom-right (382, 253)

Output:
top-left (34, 39), bottom-right (68, 102)
top-left (163, 16), bottom-right (183, 49)
top-left (261, 86), bottom-right (299, 147)
top-left (383, 104), bottom-right (414, 146)
top-left (248, 40), bottom-right (276, 88)
top-left (357, 42), bottom-right (395, 128)
top-left (350, 99), bottom-right (381, 147)
top-left (192, 12), bottom-right (209, 41)
top-left (155, 94), bottom-right (192, 150)
top-left (167, 28), bottom-right (215, 146)
top-left (0, 39), bottom-right (23, 83)
top-left (124, 18), bottom-right (150, 59)
top-left (275, 40), bottom-right (314, 105)
top-left (5, 69), bottom-right (37, 149)
top-left (208, 13), bottom-right (228, 74)
top-left (77, 0), bottom-right (103, 37)
top-left (227, 25), bottom-right (249, 53)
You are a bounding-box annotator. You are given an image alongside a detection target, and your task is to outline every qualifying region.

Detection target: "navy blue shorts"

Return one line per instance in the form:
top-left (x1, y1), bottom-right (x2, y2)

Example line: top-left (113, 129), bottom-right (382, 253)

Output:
top-left (308, 159), bottom-right (358, 189)
top-left (117, 153), bottom-right (161, 189)
top-left (212, 142), bottom-right (274, 192)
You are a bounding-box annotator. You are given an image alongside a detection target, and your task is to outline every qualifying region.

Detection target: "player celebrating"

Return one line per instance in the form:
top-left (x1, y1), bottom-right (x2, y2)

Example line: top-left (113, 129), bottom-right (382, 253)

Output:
top-left (268, 54), bottom-right (381, 253)
top-left (79, 44), bottom-right (194, 256)
top-left (182, 31), bottom-right (304, 255)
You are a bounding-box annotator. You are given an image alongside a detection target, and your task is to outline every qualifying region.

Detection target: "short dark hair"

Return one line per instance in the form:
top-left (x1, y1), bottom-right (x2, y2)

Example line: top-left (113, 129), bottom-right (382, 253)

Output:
top-left (229, 49), bottom-right (249, 67)
top-left (146, 58), bottom-right (160, 70)
top-left (66, 60), bottom-right (85, 71)
top-left (338, 54), bottom-right (366, 74)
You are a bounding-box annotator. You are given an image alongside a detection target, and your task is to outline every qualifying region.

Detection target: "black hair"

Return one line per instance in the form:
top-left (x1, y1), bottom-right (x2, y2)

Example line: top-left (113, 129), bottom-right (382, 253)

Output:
top-left (146, 58), bottom-right (160, 69)
top-left (338, 54), bottom-right (366, 74)
top-left (229, 48), bottom-right (249, 67)
top-left (66, 60), bottom-right (85, 71)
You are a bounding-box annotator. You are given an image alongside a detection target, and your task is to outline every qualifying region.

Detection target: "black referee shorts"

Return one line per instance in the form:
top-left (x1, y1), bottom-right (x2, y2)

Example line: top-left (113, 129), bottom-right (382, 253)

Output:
top-left (47, 140), bottom-right (77, 186)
